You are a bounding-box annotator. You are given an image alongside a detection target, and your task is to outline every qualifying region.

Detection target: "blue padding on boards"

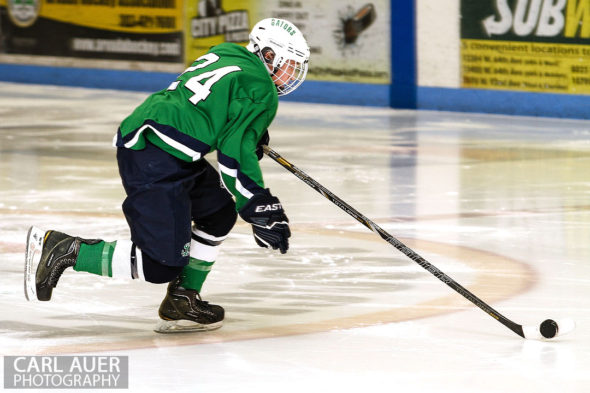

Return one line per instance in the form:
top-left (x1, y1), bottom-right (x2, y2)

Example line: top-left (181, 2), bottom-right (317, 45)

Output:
top-left (0, 64), bottom-right (176, 92)
top-left (282, 80), bottom-right (390, 106)
top-left (0, 64), bottom-right (390, 106)
top-left (418, 86), bottom-right (590, 119)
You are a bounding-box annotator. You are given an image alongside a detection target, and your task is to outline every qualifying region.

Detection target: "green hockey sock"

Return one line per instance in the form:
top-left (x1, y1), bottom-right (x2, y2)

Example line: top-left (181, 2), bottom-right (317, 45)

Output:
top-left (179, 258), bottom-right (215, 292)
top-left (73, 241), bottom-right (116, 277)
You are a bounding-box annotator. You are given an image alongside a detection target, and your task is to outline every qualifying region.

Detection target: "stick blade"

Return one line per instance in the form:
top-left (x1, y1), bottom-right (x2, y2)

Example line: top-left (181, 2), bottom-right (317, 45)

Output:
top-left (554, 318), bottom-right (576, 338)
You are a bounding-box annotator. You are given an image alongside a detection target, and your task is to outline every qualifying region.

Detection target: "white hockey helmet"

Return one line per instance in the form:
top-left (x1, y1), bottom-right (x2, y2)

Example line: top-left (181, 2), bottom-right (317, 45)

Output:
top-left (247, 18), bottom-right (310, 96)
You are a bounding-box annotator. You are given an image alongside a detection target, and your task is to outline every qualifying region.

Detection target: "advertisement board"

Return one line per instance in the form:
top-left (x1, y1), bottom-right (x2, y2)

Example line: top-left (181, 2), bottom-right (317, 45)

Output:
top-left (184, 0), bottom-right (255, 64)
top-left (0, 0), bottom-right (391, 84)
top-left (461, 0), bottom-right (590, 94)
top-left (185, 0), bottom-right (390, 84)
top-left (0, 0), bottom-right (183, 62)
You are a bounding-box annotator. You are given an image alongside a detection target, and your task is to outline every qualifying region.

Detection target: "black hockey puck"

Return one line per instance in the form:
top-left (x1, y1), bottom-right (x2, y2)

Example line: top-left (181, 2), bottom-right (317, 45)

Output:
top-left (540, 319), bottom-right (559, 339)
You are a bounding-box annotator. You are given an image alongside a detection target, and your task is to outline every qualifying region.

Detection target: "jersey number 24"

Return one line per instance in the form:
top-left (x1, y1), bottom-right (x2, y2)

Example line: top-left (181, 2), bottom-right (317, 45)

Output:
top-left (167, 53), bottom-right (241, 105)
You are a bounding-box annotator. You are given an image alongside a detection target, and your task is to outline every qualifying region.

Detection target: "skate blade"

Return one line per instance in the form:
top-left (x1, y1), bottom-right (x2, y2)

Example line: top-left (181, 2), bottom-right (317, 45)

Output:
top-left (24, 226), bottom-right (44, 301)
top-left (153, 318), bottom-right (223, 334)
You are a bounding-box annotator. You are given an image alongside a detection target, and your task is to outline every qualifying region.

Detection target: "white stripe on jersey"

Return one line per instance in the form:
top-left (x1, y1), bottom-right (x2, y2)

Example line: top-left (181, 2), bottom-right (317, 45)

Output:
top-left (124, 124), bottom-right (202, 162)
top-left (218, 163), bottom-right (254, 199)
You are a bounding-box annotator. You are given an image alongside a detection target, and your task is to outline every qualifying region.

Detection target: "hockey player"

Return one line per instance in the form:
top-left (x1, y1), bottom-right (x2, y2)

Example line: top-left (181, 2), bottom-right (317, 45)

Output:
top-left (24, 18), bottom-right (311, 333)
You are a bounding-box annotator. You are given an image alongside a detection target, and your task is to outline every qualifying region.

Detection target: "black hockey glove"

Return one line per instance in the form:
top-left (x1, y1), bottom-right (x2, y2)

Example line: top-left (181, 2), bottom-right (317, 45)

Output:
top-left (239, 189), bottom-right (290, 254)
top-left (255, 130), bottom-right (270, 161)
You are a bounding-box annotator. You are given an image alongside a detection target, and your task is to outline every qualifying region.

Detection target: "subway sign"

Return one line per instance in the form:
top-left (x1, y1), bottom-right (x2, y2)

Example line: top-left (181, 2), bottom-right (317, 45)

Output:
top-left (461, 0), bottom-right (590, 93)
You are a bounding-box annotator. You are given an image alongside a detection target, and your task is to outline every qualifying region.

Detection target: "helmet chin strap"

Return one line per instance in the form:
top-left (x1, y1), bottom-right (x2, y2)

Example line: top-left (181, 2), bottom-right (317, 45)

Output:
top-left (250, 43), bottom-right (281, 76)
top-left (249, 43), bottom-right (267, 70)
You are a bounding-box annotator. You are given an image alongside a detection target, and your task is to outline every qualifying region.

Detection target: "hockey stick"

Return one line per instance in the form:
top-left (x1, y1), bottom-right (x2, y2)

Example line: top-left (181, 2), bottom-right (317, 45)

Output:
top-left (263, 145), bottom-right (575, 340)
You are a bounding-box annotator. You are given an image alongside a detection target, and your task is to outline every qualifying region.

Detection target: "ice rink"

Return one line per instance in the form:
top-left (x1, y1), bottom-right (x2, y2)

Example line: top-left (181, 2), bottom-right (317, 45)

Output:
top-left (1, 82), bottom-right (589, 392)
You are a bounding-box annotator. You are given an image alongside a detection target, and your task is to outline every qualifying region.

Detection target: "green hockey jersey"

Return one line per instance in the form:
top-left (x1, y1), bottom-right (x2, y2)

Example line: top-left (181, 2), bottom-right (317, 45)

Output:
top-left (115, 43), bottom-right (279, 210)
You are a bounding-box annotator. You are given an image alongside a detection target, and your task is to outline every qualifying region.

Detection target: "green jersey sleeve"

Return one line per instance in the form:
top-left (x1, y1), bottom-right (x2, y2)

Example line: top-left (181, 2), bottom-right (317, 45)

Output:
top-left (217, 96), bottom-right (277, 211)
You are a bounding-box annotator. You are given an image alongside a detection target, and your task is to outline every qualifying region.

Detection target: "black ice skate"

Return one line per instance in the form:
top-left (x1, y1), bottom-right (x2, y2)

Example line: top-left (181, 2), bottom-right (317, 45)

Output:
top-left (154, 277), bottom-right (224, 333)
top-left (24, 226), bottom-right (99, 301)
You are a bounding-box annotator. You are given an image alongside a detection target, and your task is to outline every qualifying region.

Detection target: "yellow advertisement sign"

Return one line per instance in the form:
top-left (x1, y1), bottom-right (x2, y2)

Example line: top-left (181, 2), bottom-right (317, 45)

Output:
top-left (60, 0), bottom-right (181, 34)
top-left (184, 0), bottom-right (257, 65)
top-left (462, 39), bottom-right (590, 94)
top-left (0, 0), bottom-right (183, 61)
top-left (2, 0), bottom-right (181, 33)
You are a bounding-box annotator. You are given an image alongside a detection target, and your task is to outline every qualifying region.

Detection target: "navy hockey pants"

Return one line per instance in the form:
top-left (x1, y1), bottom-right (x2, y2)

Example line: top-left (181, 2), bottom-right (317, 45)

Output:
top-left (116, 142), bottom-right (235, 273)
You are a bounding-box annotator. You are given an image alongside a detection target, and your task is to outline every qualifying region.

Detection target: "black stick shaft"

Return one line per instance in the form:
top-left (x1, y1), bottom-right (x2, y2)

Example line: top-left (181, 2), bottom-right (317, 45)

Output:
top-left (263, 145), bottom-right (525, 338)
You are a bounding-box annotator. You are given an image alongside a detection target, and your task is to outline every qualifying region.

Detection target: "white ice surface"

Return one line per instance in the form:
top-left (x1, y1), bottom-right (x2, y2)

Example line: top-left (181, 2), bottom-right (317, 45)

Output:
top-left (0, 82), bottom-right (589, 392)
